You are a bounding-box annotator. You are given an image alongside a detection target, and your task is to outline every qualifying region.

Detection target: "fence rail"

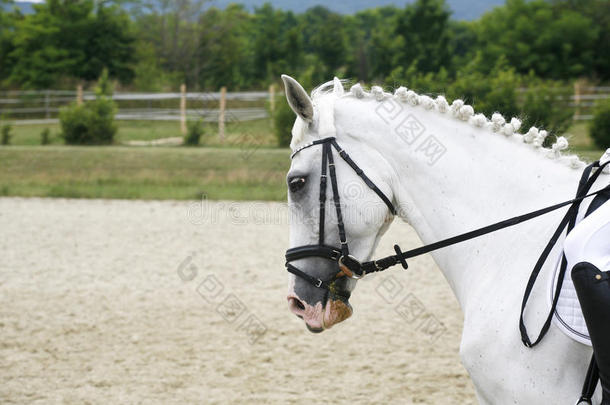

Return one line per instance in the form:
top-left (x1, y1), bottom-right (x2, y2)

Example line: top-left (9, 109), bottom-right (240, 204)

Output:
top-left (1, 84), bottom-right (608, 127)
top-left (0, 88), bottom-right (275, 136)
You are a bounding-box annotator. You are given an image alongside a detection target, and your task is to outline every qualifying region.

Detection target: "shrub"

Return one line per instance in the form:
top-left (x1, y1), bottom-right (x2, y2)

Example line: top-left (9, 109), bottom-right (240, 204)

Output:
top-left (184, 120), bottom-right (204, 146)
top-left (273, 96), bottom-right (295, 147)
top-left (40, 128), bottom-right (51, 145)
top-left (1, 124), bottom-right (11, 145)
top-left (448, 58), bottom-right (520, 119)
top-left (60, 70), bottom-right (118, 145)
top-left (60, 97), bottom-right (117, 145)
top-left (520, 78), bottom-right (573, 137)
top-left (590, 98), bottom-right (610, 149)
top-left (386, 63), bottom-right (450, 95)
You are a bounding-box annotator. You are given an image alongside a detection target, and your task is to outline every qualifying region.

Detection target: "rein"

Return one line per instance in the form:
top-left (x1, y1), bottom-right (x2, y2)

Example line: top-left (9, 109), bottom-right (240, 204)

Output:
top-left (285, 137), bottom-right (610, 305)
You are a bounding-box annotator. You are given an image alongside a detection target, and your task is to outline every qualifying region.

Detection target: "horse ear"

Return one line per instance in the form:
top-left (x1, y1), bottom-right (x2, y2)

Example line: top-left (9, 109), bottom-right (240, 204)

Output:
top-left (281, 74), bottom-right (314, 123)
top-left (333, 77), bottom-right (344, 96)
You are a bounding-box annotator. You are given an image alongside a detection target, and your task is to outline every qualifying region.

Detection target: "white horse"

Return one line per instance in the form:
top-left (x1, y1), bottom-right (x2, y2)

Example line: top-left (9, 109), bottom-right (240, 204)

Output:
top-left (282, 75), bottom-right (610, 404)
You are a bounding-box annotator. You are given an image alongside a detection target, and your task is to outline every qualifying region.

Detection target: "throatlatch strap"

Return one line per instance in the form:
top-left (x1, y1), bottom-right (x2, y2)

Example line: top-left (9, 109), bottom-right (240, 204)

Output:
top-left (519, 160), bottom-right (610, 348)
top-left (330, 139), bottom-right (396, 215)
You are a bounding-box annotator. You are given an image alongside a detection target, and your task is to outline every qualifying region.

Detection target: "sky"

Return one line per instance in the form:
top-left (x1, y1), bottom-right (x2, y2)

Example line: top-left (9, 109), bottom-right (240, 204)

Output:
top-left (15, 0), bottom-right (505, 20)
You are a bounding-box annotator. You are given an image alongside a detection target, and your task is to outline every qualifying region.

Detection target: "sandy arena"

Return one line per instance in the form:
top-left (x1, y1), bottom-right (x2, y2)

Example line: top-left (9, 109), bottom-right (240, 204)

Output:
top-left (0, 197), bottom-right (476, 404)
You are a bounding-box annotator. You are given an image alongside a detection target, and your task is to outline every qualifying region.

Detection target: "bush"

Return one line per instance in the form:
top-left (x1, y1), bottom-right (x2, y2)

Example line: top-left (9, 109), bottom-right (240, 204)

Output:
top-left (40, 128), bottom-right (51, 145)
top-left (448, 57), bottom-right (521, 119)
top-left (184, 120), bottom-right (204, 146)
top-left (60, 98), bottom-right (117, 145)
top-left (1, 124), bottom-right (11, 145)
top-left (60, 70), bottom-right (118, 145)
top-left (520, 78), bottom-right (573, 137)
top-left (590, 98), bottom-right (610, 149)
top-left (273, 96), bottom-right (295, 147)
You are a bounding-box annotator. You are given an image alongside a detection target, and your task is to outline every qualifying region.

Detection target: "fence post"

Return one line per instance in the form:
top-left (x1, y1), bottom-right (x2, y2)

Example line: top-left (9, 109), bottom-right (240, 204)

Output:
top-left (269, 84), bottom-right (276, 129)
top-left (219, 86), bottom-right (226, 142)
top-left (45, 90), bottom-right (50, 119)
top-left (76, 84), bottom-right (83, 106)
top-left (269, 84), bottom-right (275, 114)
top-left (180, 84), bottom-right (187, 135)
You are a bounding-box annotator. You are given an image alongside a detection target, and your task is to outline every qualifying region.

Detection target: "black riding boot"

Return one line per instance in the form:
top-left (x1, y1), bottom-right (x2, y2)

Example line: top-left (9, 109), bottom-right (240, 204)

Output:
top-left (572, 262), bottom-right (610, 405)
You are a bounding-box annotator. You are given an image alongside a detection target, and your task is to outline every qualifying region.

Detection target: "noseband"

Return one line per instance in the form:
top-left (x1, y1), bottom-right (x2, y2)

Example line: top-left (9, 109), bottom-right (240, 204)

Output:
top-left (285, 137), bottom-right (610, 308)
top-left (285, 137), bottom-right (398, 298)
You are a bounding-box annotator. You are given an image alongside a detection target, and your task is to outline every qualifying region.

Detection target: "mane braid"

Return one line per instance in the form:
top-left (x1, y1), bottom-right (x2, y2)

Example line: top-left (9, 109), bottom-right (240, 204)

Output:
top-left (309, 83), bottom-right (595, 171)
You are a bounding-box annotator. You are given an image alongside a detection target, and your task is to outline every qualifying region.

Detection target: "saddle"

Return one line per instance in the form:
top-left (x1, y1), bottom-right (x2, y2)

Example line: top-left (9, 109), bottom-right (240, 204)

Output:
top-left (519, 162), bottom-right (610, 404)
top-left (554, 188), bottom-right (610, 346)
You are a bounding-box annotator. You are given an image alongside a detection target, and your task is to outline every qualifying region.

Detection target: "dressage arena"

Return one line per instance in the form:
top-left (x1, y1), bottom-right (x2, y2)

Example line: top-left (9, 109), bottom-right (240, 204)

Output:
top-left (0, 197), bottom-right (476, 404)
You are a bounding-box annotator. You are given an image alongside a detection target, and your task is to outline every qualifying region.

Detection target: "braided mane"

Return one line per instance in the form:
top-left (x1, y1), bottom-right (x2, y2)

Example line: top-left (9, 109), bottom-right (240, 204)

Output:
top-left (308, 81), bottom-right (596, 171)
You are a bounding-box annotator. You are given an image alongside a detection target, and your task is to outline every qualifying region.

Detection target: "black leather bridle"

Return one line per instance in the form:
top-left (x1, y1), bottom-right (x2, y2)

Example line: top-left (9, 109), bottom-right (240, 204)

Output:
top-left (285, 137), bottom-right (398, 297)
top-left (285, 137), bottom-right (610, 307)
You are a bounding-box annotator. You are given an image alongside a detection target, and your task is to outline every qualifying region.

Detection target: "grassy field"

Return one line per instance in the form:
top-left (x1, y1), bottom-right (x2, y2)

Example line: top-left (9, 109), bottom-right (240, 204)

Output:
top-left (8, 118), bottom-right (276, 147)
top-left (0, 146), bottom-right (290, 201)
top-left (0, 119), bottom-right (605, 201)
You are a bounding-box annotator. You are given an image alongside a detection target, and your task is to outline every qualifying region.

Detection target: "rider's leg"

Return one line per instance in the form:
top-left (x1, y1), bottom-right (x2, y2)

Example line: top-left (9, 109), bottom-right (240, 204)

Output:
top-left (566, 200), bottom-right (610, 405)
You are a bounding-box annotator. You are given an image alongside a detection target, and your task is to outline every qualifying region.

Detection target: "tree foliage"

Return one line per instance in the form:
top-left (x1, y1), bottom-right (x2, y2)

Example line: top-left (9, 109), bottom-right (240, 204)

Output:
top-left (473, 0), bottom-right (598, 79)
top-left (0, 0), bottom-right (607, 98)
top-left (6, 0), bottom-right (135, 88)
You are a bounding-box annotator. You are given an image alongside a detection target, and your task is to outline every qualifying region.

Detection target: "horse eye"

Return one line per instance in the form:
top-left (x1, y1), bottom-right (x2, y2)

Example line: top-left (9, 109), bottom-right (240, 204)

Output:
top-left (288, 176), bottom-right (307, 193)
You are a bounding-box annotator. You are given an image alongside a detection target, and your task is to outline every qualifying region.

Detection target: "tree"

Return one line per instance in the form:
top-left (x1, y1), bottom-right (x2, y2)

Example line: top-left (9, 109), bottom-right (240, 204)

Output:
top-left (473, 0), bottom-right (597, 79)
top-left (8, 0), bottom-right (135, 88)
top-left (132, 0), bottom-right (209, 88)
top-left (550, 0), bottom-right (610, 80)
top-left (299, 6), bottom-right (347, 79)
top-left (82, 3), bottom-right (136, 83)
top-left (393, 0), bottom-right (452, 74)
top-left (197, 5), bottom-right (253, 89)
top-left (251, 4), bottom-right (302, 84)
top-left (0, 0), bottom-right (17, 85)
top-left (345, 6), bottom-right (401, 81)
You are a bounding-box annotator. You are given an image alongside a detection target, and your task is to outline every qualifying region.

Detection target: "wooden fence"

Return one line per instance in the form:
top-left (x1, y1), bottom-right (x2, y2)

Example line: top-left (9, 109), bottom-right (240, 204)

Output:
top-left (570, 84), bottom-right (610, 121)
top-left (0, 85), bottom-right (278, 137)
top-left (0, 83), bottom-right (608, 133)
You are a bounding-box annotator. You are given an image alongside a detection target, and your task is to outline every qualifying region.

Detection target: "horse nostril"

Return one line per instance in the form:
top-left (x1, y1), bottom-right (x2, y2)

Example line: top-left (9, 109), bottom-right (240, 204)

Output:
top-left (288, 297), bottom-right (306, 314)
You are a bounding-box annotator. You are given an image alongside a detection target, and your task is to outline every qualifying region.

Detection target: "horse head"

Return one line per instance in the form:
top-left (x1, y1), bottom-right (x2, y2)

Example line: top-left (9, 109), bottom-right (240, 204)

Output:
top-left (282, 75), bottom-right (395, 332)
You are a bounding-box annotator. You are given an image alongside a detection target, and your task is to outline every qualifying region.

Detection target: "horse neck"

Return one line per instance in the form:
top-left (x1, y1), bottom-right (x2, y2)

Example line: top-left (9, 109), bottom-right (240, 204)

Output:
top-left (337, 98), bottom-right (583, 308)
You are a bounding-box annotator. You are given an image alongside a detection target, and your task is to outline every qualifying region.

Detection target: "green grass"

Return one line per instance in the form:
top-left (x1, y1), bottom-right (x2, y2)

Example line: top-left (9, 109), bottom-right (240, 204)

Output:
top-left (7, 123), bottom-right (63, 146)
top-left (0, 146), bottom-right (290, 201)
top-left (7, 118), bottom-right (276, 147)
top-left (563, 121), bottom-right (592, 149)
top-left (0, 119), bottom-right (605, 202)
top-left (562, 121), bottom-right (607, 162)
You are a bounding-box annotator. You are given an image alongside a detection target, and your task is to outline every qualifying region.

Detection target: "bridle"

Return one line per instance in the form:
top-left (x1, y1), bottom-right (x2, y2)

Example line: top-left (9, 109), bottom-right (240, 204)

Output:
top-left (285, 137), bottom-right (397, 298)
top-left (285, 136), bottom-right (610, 309)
